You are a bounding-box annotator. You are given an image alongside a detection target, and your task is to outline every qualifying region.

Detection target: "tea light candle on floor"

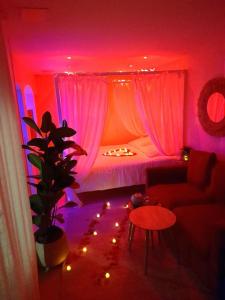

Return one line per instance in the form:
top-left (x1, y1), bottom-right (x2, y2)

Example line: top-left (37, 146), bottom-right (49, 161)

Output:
top-left (66, 265), bottom-right (72, 271)
top-left (82, 247), bottom-right (87, 253)
top-left (115, 222), bottom-right (119, 227)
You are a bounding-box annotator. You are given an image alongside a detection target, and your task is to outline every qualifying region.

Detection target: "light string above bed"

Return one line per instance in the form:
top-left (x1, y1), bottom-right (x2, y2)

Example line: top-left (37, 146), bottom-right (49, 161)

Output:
top-left (55, 69), bottom-right (186, 78)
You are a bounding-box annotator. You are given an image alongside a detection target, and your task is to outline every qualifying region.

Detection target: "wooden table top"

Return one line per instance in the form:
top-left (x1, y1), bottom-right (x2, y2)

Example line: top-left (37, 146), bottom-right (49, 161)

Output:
top-left (129, 206), bottom-right (176, 231)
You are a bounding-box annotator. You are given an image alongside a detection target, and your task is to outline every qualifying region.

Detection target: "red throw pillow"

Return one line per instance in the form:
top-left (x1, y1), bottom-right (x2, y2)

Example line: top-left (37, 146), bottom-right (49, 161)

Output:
top-left (208, 161), bottom-right (225, 203)
top-left (187, 150), bottom-right (215, 188)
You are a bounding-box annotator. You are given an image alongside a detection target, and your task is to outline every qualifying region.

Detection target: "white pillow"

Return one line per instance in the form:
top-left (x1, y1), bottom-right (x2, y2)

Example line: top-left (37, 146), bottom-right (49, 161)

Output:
top-left (138, 144), bottom-right (159, 157)
top-left (128, 136), bottom-right (151, 148)
top-left (128, 136), bottom-right (159, 157)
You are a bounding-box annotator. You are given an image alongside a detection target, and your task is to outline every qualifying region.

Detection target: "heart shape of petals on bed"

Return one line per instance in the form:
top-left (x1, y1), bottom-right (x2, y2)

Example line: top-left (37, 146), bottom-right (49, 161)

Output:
top-left (103, 147), bottom-right (136, 157)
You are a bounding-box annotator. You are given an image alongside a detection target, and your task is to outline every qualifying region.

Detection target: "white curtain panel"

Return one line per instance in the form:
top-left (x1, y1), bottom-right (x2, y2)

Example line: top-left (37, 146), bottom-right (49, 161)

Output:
top-left (134, 72), bottom-right (185, 155)
top-left (0, 26), bottom-right (39, 300)
top-left (112, 81), bottom-right (146, 137)
top-left (57, 75), bottom-right (108, 183)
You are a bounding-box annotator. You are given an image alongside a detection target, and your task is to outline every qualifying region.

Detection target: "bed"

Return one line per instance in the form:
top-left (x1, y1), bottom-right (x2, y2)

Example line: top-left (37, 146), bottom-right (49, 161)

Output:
top-left (77, 137), bottom-right (181, 193)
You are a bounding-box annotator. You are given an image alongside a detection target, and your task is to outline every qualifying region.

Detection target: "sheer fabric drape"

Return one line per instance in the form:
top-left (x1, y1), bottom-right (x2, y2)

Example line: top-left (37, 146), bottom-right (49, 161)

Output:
top-left (133, 72), bottom-right (185, 155)
top-left (112, 81), bottom-right (146, 137)
top-left (0, 26), bottom-right (39, 300)
top-left (56, 71), bottom-right (185, 191)
top-left (57, 75), bottom-right (108, 183)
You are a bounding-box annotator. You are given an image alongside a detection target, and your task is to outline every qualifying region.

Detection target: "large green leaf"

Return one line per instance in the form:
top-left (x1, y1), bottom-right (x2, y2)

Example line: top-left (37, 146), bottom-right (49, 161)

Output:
top-left (37, 181), bottom-right (49, 195)
top-left (27, 174), bottom-right (41, 179)
top-left (41, 163), bottom-right (54, 184)
top-left (40, 190), bottom-right (64, 205)
top-left (41, 111), bottom-right (52, 133)
top-left (55, 127), bottom-right (76, 138)
top-left (32, 215), bottom-right (42, 227)
top-left (69, 171), bottom-right (77, 175)
top-left (60, 140), bottom-right (75, 151)
top-left (22, 117), bottom-right (42, 136)
top-left (49, 123), bottom-right (56, 135)
top-left (66, 160), bottom-right (77, 170)
top-left (54, 213), bottom-right (64, 224)
top-left (62, 119), bottom-right (68, 127)
top-left (49, 135), bottom-right (64, 149)
top-left (70, 181), bottom-right (80, 189)
top-left (27, 182), bottom-right (39, 188)
top-left (43, 147), bottom-right (59, 163)
top-left (22, 145), bottom-right (41, 154)
top-left (27, 153), bottom-right (42, 169)
top-left (66, 147), bottom-right (87, 158)
top-left (54, 175), bottom-right (74, 190)
top-left (53, 190), bottom-right (64, 203)
top-left (28, 138), bottom-right (48, 150)
top-left (59, 200), bottom-right (78, 209)
top-left (30, 194), bottom-right (44, 214)
top-left (72, 144), bottom-right (87, 156)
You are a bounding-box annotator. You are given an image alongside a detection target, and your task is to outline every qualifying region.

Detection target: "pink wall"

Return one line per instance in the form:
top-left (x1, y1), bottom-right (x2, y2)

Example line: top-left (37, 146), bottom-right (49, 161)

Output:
top-left (34, 74), bottom-right (59, 126)
top-left (184, 52), bottom-right (225, 158)
top-left (13, 58), bottom-right (225, 156)
top-left (13, 58), bottom-right (59, 128)
top-left (11, 0), bottom-right (225, 156)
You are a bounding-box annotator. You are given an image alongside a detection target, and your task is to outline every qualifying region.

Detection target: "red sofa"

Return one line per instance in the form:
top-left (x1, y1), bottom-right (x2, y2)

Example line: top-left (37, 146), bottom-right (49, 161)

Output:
top-left (146, 149), bottom-right (216, 209)
top-left (145, 150), bottom-right (225, 291)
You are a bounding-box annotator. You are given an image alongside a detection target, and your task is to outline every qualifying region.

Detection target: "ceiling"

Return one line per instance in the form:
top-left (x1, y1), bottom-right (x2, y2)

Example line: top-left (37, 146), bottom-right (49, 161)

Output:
top-left (1, 0), bottom-right (225, 73)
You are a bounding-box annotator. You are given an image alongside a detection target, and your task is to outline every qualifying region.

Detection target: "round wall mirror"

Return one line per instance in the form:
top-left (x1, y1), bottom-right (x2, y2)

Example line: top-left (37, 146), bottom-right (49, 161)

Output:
top-left (198, 77), bottom-right (225, 136)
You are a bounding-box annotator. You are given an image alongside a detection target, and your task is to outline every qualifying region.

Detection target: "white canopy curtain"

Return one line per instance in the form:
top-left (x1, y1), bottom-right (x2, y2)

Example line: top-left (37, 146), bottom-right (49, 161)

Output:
top-left (56, 74), bottom-right (108, 185)
top-left (0, 24), bottom-right (39, 300)
top-left (133, 71), bottom-right (185, 155)
top-left (112, 79), bottom-right (146, 137)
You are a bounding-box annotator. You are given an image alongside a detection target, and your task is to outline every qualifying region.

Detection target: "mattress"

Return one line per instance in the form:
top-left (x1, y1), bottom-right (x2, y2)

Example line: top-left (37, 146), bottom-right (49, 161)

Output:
top-left (77, 144), bottom-right (180, 193)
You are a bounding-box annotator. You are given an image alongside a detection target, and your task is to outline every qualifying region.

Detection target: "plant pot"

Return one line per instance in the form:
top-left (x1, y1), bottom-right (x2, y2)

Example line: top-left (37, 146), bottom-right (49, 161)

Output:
top-left (35, 226), bottom-right (69, 268)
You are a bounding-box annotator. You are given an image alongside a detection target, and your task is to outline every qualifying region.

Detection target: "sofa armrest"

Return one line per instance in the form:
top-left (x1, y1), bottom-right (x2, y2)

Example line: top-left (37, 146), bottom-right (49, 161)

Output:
top-left (209, 221), bottom-right (225, 287)
top-left (214, 220), bottom-right (225, 230)
top-left (146, 164), bottom-right (188, 188)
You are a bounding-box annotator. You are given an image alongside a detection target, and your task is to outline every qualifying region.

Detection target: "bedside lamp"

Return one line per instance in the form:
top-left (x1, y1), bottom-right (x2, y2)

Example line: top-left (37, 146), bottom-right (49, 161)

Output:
top-left (181, 146), bottom-right (191, 162)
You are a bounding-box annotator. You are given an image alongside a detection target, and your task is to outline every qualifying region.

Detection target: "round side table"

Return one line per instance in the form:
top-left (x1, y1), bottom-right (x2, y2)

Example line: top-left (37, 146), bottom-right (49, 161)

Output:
top-left (128, 205), bottom-right (176, 275)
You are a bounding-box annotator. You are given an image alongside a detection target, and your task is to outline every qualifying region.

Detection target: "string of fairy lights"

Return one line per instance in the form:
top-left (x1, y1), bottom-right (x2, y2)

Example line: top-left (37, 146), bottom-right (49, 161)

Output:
top-left (64, 200), bottom-right (130, 282)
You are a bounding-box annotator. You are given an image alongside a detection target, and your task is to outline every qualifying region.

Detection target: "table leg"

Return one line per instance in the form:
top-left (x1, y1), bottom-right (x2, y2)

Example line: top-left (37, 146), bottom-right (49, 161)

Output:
top-left (158, 230), bottom-right (161, 244)
top-left (128, 222), bottom-right (132, 242)
top-left (150, 230), bottom-right (154, 248)
top-left (145, 230), bottom-right (150, 275)
top-left (128, 223), bottom-right (135, 251)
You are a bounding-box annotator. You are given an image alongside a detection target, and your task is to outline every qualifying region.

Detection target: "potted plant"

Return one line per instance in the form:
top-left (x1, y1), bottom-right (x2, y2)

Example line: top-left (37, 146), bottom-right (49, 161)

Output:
top-left (22, 111), bottom-right (86, 268)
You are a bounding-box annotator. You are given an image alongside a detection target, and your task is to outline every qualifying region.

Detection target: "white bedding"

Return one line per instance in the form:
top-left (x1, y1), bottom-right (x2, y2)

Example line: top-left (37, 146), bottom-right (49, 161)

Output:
top-left (77, 144), bottom-right (180, 193)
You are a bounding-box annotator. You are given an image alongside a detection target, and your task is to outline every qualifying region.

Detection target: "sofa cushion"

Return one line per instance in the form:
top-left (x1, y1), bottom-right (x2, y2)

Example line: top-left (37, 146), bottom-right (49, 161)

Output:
top-left (147, 183), bottom-right (209, 209)
top-left (173, 204), bottom-right (225, 258)
top-left (187, 150), bottom-right (215, 188)
top-left (207, 161), bottom-right (225, 204)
